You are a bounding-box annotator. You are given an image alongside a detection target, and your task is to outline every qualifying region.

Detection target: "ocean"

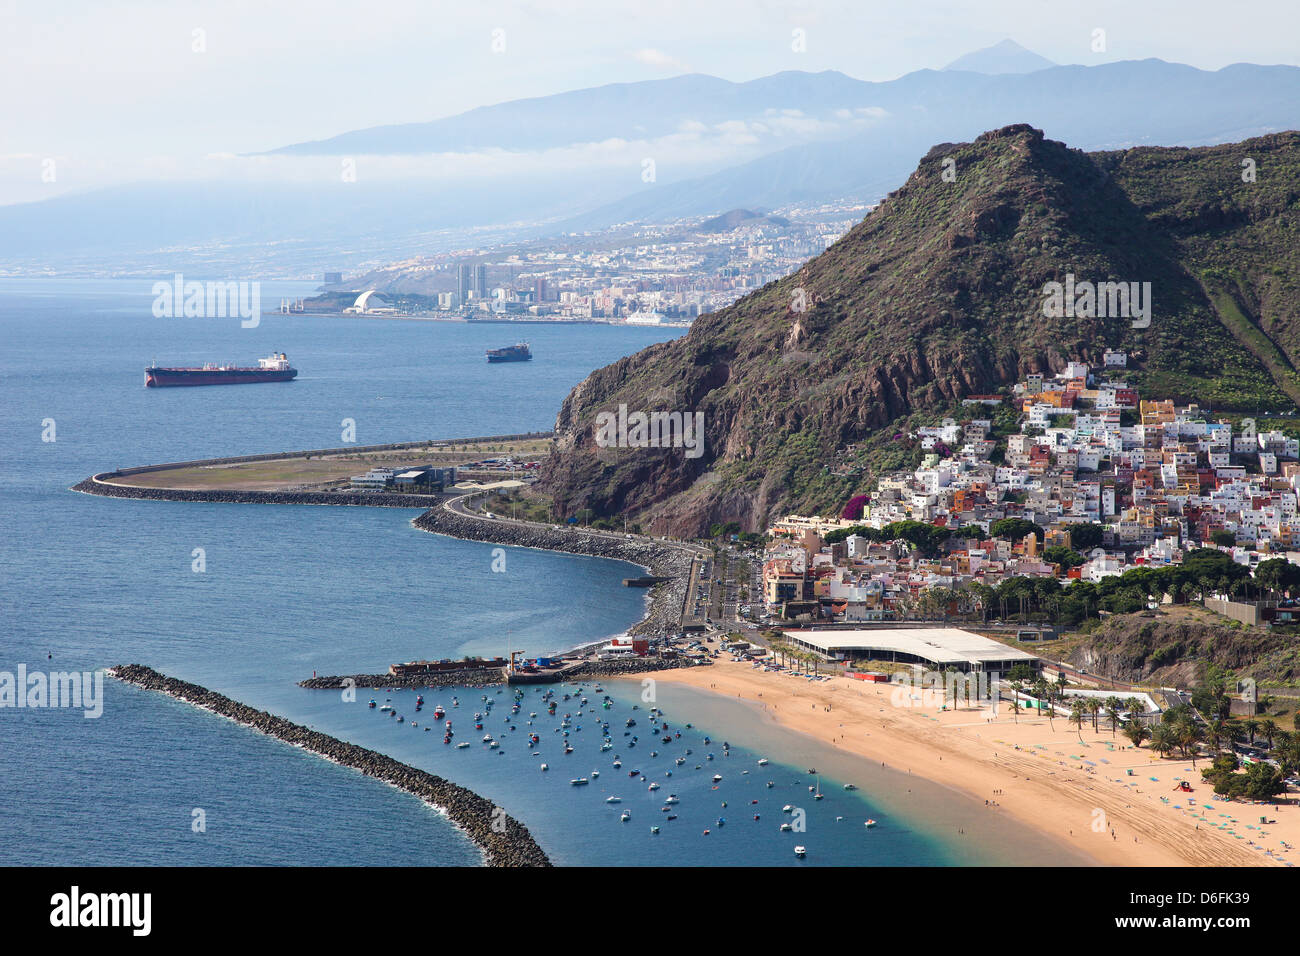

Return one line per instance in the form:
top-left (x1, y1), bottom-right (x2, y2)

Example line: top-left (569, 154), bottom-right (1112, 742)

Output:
top-left (0, 278), bottom-right (1070, 866)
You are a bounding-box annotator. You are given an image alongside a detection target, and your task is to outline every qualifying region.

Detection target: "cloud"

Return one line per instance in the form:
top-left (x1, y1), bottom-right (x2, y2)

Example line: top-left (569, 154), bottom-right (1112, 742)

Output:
top-left (632, 48), bottom-right (691, 73)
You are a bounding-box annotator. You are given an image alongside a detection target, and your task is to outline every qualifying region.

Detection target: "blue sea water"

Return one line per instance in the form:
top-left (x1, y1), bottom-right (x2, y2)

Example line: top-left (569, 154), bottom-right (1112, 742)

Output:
top-left (0, 279), bottom-right (1070, 866)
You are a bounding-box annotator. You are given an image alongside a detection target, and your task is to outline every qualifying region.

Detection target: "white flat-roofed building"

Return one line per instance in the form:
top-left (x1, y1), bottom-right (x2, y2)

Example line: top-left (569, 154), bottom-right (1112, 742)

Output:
top-left (782, 626), bottom-right (1037, 673)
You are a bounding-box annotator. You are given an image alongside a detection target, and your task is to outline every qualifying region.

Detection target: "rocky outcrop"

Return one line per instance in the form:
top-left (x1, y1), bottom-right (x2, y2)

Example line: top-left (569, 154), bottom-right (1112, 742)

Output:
top-left (540, 126), bottom-right (1300, 535)
top-left (111, 665), bottom-right (550, 867)
top-left (1066, 614), bottom-right (1300, 686)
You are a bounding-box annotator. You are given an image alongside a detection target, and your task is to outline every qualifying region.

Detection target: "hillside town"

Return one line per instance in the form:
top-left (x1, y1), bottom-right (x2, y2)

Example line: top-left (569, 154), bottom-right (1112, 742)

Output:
top-left (761, 352), bottom-right (1300, 624)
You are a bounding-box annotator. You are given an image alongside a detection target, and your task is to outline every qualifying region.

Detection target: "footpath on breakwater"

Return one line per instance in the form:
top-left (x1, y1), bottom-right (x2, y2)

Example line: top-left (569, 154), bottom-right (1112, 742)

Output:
top-left (413, 500), bottom-right (698, 636)
top-left (111, 665), bottom-right (551, 867)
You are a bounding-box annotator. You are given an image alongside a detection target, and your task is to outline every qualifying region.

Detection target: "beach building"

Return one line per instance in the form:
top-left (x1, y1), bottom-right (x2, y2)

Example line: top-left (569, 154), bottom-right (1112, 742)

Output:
top-left (782, 626), bottom-right (1039, 674)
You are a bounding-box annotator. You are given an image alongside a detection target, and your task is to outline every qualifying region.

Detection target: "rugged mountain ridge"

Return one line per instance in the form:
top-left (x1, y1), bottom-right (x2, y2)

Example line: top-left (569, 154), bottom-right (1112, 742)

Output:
top-left (540, 125), bottom-right (1300, 535)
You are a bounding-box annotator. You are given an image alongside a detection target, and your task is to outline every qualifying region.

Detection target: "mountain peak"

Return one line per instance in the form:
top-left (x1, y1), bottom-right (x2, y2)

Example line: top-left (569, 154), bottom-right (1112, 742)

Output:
top-left (540, 127), bottom-right (1300, 535)
top-left (943, 39), bottom-right (1056, 74)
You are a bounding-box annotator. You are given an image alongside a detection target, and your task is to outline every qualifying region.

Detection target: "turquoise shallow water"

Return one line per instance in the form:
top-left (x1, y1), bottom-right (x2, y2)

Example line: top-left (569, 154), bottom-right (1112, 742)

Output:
top-left (0, 279), bottom-right (1076, 865)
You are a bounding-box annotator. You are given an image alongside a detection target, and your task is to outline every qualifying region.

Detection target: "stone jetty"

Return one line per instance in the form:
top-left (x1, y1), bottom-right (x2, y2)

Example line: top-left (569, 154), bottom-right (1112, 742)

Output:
top-left (299, 656), bottom-right (701, 691)
top-left (300, 669), bottom-right (506, 690)
top-left (110, 665), bottom-right (551, 867)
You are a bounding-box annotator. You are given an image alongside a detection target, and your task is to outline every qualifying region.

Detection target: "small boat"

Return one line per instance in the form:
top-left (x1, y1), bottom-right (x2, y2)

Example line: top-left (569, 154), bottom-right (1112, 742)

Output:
top-left (606, 796), bottom-right (622, 804)
top-left (396, 715), bottom-right (404, 723)
top-left (794, 845), bottom-right (807, 858)
top-left (702, 829), bottom-right (710, 836)
top-left (766, 781), bottom-right (775, 789)
top-left (757, 758), bottom-right (768, 766)
top-left (674, 757), bottom-right (685, 766)
top-left (782, 805), bottom-right (794, 813)
top-left (650, 826), bottom-right (660, 834)
top-left (664, 795), bottom-right (679, 804)
top-left (666, 814), bottom-right (677, 821)
top-left (716, 817), bottom-right (725, 827)
top-left (590, 770), bottom-right (600, 778)
top-left (457, 741), bottom-right (470, 749)
top-left (620, 812), bottom-right (631, 822)
top-left (540, 763), bottom-right (548, 770)
top-left (712, 774), bottom-right (722, 782)
top-left (843, 783), bottom-right (857, 791)
top-left (570, 778), bottom-right (589, 786)
top-left (648, 782), bottom-right (660, 791)
top-left (780, 823), bottom-right (793, 832)
top-left (367, 699), bottom-right (377, 708)
top-left (864, 819), bottom-right (877, 828)
top-left (379, 705), bottom-right (393, 713)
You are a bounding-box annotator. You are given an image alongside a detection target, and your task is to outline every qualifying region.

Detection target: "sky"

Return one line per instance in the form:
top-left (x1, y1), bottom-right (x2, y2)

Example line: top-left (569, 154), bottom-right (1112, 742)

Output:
top-left (2, 0), bottom-right (1298, 205)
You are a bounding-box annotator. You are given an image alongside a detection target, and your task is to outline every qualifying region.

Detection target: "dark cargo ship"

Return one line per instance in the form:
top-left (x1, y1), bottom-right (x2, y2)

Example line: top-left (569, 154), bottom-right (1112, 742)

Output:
top-left (145, 352), bottom-right (297, 387)
top-left (486, 342), bottom-right (531, 363)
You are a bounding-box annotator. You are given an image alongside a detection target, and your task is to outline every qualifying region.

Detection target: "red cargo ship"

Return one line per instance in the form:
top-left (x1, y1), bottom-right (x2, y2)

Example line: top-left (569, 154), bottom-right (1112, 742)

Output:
top-left (145, 353), bottom-right (297, 387)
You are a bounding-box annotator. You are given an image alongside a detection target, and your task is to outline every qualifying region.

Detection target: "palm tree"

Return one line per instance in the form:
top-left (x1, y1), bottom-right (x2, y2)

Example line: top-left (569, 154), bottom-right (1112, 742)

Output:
top-left (1087, 698), bottom-right (1103, 733)
top-left (1009, 679), bottom-right (1024, 722)
top-left (946, 671), bottom-right (967, 712)
top-left (1260, 719), bottom-right (1279, 749)
top-left (1068, 699), bottom-right (1087, 742)
top-left (1123, 719), bottom-right (1151, 749)
top-left (1206, 719), bottom-right (1226, 753)
top-left (1149, 722), bottom-right (1176, 758)
top-left (1174, 719), bottom-right (1203, 765)
top-left (1243, 718), bottom-right (1260, 745)
top-left (1106, 698), bottom-right (1123, 737)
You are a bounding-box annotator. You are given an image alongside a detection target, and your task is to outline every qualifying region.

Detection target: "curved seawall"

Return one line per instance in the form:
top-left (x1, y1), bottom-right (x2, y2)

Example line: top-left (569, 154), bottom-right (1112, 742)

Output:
top-left (412, 503), bottom-right (696, 636)
top-left (110, 665), bottom-right (551, 867)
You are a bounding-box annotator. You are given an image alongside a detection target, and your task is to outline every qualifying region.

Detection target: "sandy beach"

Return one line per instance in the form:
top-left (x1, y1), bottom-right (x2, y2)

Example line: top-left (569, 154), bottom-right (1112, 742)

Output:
top-left (646, 657), bottom-right (1298, 867)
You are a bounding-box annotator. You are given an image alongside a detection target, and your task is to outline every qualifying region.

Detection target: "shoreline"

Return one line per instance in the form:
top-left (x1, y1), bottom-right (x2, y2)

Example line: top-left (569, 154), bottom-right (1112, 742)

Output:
top-left (412, 498), bottom-right (698, 638)
top-left (110, 665), bottom-right (551, 867)
top-left (641, 658), bottom-right (1296, 867)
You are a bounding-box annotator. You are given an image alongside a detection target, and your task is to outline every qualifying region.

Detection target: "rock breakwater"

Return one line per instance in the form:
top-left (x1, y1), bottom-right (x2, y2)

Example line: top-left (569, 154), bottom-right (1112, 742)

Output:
top-left (110, 665), bottom-right (551, 867)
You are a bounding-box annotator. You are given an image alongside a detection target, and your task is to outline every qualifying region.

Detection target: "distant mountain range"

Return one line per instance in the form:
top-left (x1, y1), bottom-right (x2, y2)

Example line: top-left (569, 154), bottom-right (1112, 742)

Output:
top-left (539, 125), bottom-right (1300, 535)
top-left (2, 51), bottom-right (1298, 274)
top-left (943, 39), bottom-right (1056, 74)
